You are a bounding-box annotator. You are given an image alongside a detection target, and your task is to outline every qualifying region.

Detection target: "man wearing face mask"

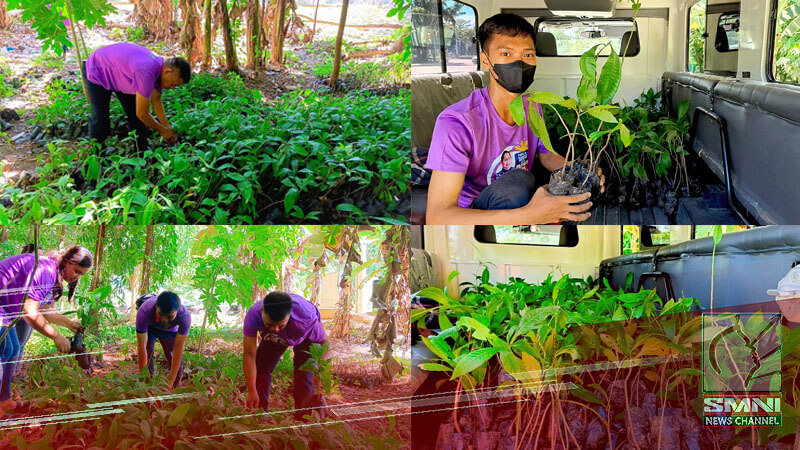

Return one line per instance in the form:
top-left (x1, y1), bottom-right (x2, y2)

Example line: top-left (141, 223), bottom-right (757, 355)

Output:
top-left (425, 13), bottom-right (604, 225)
top-left (135, 291), bottom-right (191, 388)
top-left (241, 291), bottom-right (328, 420)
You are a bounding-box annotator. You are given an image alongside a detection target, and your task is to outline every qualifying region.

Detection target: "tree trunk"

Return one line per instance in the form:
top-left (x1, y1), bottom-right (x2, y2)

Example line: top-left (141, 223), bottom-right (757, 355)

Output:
top-left (311, 0), bottom-right (320, 39)
top-left (198, 275), bottom-right (217, 354)
top-left (58, 226), bottom-right (66, 250)
top-left (0, 0), bottom-right (10, 29)
top-left (180, 0), bottom-right (204, 65)
top-left (269, 0), bottom-right (287, 65)
top-left (132, 0), bottom-right (175, 42)
top-left (129, 265), bottom-right (141, 324)
top-left (307, 252), bottom-right (327, 306)
top-left (331, 227), bottom-right (359, 338)
top-left (218, 0), bottom-right (240, 72)
top-left (245, 0), bottom-right (261, 70)
top-left (329, 0), bottom-right (349, 86)
top-left (140, 225), bottom-right (154, 294)
top-left (203, 0), bottom-right (213, 68)
top-left (90, 225), bottom-right (106, 292)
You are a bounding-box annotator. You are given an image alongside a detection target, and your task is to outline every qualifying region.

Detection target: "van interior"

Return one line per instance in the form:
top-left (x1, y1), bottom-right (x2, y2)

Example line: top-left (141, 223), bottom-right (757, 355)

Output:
top-left (410, 224), bottom-right (800, 448)
top-left (410, 0), bottom-right (800, 226)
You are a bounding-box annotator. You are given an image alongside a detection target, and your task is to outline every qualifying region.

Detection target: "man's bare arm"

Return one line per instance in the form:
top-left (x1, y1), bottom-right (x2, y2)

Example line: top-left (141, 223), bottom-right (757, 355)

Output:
top-left (150, 90), bottom-right (171, 130)
top-left (425, 170), bottom-right (593, 225)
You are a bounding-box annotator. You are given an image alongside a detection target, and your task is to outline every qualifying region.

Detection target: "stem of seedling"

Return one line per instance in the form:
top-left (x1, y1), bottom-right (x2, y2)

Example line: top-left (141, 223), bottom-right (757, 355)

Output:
top-left (452, 378), bottom-right (462, 434)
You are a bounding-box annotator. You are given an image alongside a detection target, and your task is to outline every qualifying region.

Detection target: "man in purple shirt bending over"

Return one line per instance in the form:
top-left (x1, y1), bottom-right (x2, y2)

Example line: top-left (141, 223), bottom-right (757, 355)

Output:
top-left (83, 43), bottom-right (191, 151)
top-left (135, 291), bottom-right (191, 388)
top-left (242, 291), bottom-right (328, 420)
top-left (425, 13), bottom-right (604, 225)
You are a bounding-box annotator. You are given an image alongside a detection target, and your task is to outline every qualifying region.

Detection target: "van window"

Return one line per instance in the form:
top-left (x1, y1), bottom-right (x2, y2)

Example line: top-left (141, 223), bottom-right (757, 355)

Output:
top-left (474, 225), bottom-right (578, 247)
top-left (715, 12), bottom-right (740, 52)
top-left (688, 0), bottom-right (706, 73)
top-left (411, 0), bottom-right (478, 74)
top-left (694, 225), bottom-right (752, 239)
top-left (535, 18), bottom-right (638, 57)
top-left (772, 0), bottom-right (800, 84)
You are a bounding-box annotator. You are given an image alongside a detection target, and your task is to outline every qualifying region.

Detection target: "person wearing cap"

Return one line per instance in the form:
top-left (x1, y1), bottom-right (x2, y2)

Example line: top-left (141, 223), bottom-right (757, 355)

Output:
top-left (242, 291), bottom-right (328, 420)
top-left (767, 266), bottom-right (800, 322)
top-left (83, 43), bottom-right (192, 151)
top-left (135, 291), bottom-right (191, 388)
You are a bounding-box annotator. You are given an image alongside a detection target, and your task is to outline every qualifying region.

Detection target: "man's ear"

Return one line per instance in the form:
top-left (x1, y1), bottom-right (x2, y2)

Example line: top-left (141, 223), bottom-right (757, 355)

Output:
top-left (479, 49), bottom-right (491, 73)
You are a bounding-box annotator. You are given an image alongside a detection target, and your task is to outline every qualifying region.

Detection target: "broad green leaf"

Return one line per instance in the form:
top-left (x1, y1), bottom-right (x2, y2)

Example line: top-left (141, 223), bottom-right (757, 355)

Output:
top-left (520, 351), bottom-right (542, 383)
top-left (419, 363), bottom-right (452, 372)
top-left (527, 101), bottom-right (554, 153)
top-left (577, 77), bottom-right (598, 109)
top-left (422, 336), bottom-right (454, 361)
top-left (619, 122), bottom-right (633, 147)
top-left (415, 287), bottom-right (452, 307)
top-left (596, 48), bottom-right (621, 104)
top-left (579, 45), bottom-right (600, 80)
top-left (451, 348), bottom-right (499, 379)
top-left (571, 385), bottom-right (604, 405)
top-left (559, 98), bottom-right (578, 109)
top-left (167, 403), bottom-right (192, 427)
top-left (509, 95), bottom-right (526, 126)
top-left (499, 350), bottom-right (526, 380)
top-left (586, 106), bottom-right (618, 123)
top-left (678, 100), bottom-right (690, 121)
top-left (457, 316), bottom-right (491, 341)
top-left (712, 225), bottom-right (723, 246)
top-left (529, 91), bottom-right (564, 105)
top-left (284, 188), bottom-right (299, 215)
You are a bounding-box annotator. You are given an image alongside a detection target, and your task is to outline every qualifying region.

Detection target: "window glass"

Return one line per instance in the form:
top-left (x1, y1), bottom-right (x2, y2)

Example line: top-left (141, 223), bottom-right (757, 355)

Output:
top-left (411, 0), bottom-right (477, 74)
top-left (688, 0), bottom-right (706, 73)
top-left (536, 19), bottom-right (637, 56)
top-left (489, 225), bottom-right (571, 246)
top-left (715, 12), bottom-right (740, 52)
top-left (442, 0), bottom-right (478, 73)
top-left (773, 0), bottom-right (800, 84)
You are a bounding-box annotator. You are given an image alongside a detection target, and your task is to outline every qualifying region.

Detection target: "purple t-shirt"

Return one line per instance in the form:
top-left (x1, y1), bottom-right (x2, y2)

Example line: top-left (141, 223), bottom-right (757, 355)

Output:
top-left (243, 294), bottom-right (325, 347)
top-left (0, 255), bottom-right (58, 325)
top-left (426, 87), bottom-right (550, 208)
top-left (135, 295), bottom-right (191, 335)
top-left (86, 43), bottom-right (163, 98)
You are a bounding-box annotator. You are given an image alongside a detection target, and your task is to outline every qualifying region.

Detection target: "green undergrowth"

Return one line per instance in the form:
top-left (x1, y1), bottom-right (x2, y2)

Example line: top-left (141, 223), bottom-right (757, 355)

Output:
top-left (5, 345), bottom-right (402, 449)
top-left (1, 73), bottom-right (410, 225)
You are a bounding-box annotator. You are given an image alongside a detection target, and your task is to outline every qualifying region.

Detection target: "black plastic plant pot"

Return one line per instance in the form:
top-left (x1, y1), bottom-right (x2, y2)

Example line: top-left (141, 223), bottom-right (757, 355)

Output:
top-left (547, 162), bottom-right (601, 222)
top-left (70, 331), bottom-right (92, 371)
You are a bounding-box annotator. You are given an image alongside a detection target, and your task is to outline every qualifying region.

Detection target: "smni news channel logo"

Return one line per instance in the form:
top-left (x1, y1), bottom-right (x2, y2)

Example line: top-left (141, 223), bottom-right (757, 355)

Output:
top-left (702, 313), bottom-right (782, 427)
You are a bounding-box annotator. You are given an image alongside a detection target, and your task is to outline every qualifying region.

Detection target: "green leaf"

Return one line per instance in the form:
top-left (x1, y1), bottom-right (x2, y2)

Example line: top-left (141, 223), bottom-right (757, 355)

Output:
top-left (284, 188), bottom-right (299, 215)
top-left (457, 317), bottom-right (491, 341)
top-left (712, 225), bottom-right (723, 246)
top-left (527, 101), bottom-right (554, 153)
top-left (619, 123), bottom-right (633, 147)
top-left (678, 100), bottom-right (690, 121)
top-left (579, 45), bottom-right (600, 80)
top-left (596, 48), bottom-right (622, 104)
top-left (559, 98), bottom-right (578, 109)
top-left (415, 287), bottom-right (452, 308)
top-left (586, 105), bottom-right (618, 123)
top-left (499, 350), bottom-right (526, 380)
top-left (529, 92), bottom-right (564, 105)
top-left (451, 348), bottom-right (500, 379)
top-left (577, 77), bottom-right (598, 110)
top-left (167, 403), bottom-right (192, 427)
top-left (509, 95), bottom-right (526, 126)
top-left (419, 363), bottom-right (452, 372)
top-left (422, 336), bottom-right (454, 361)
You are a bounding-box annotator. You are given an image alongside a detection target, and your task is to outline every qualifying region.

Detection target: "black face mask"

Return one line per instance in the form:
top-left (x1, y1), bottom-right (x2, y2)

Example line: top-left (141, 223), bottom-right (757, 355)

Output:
top-left (484, 53), bottom-right (536, 94)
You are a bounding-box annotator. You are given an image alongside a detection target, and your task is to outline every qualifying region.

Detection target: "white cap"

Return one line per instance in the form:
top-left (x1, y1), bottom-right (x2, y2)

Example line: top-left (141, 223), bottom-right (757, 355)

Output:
top-left (767, 266), bottom-right (800, 297)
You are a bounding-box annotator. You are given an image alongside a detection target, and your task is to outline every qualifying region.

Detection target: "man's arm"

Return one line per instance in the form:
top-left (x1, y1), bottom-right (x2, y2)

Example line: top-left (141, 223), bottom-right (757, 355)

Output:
top-left (136, 93), bottom-right (176, 142)
top-left (168, 334), bottom-right (187, 387)
top-left (426, 170), bottom-right (593, 225)
top-left (243, 335), bottom-right (260, 409)
top-left (38, 304), bottom-right (80, 333)
top-left (136, 332), bottom-right (148, 374)
top-left (150, 90), bottom-right (171, 130)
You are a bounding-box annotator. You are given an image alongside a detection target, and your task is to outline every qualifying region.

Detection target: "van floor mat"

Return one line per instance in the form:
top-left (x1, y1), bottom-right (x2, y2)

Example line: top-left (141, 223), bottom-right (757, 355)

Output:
top-left (585, 184), bottom-right (743, 225)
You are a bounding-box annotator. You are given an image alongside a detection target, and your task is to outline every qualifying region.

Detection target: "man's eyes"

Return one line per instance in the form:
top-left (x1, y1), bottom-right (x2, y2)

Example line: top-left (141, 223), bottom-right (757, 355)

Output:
top-left (501, 52), bottom-right (510, 56)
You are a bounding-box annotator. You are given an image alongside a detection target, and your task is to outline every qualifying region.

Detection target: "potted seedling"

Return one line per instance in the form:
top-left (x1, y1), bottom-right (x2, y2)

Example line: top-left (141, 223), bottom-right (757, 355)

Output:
top-left (509, 0), bottom-right (642, 204)
top-left (298, 342), bottom-right (333, 418)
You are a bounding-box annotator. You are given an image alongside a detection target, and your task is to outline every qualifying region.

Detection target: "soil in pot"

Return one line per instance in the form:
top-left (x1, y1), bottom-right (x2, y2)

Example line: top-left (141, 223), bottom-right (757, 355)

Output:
top-left (70, 328), bottom-right (92, 373)
top-left (548, 162), bottom-right (601, 199)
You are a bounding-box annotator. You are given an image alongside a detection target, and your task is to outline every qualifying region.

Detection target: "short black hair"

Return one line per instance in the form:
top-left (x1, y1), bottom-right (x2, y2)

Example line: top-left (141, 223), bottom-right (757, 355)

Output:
top-left (166, 57), bottom-right (191, 84)
top-left (21, 243), bottom-right (38, 254)
top-left (262, 291), bottom-right (293, 322)
top-left (156, 291), bottom-right (181, 314)
top-left (478, 13), bottom-right (536, 52)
